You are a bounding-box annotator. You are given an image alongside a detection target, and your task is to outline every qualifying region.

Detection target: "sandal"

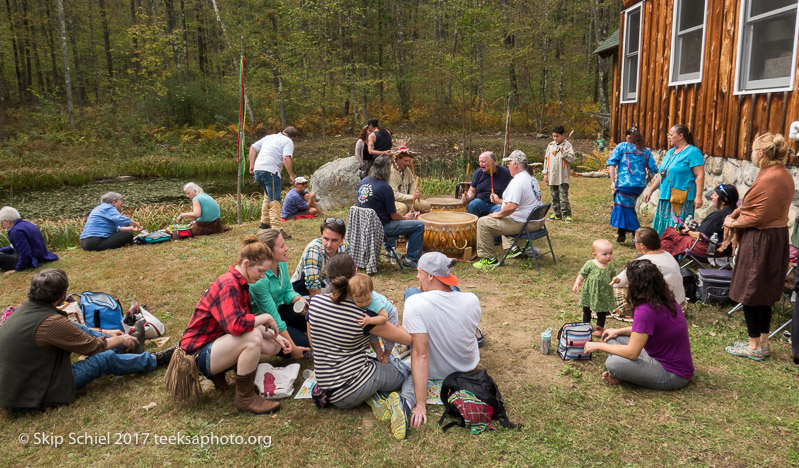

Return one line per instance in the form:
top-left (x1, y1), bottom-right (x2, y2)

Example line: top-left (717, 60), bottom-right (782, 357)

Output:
top-left (725, 342), bottom-right (764, 361)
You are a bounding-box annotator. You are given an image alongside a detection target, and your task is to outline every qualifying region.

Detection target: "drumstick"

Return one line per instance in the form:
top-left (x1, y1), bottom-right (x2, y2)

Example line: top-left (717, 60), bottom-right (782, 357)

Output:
top-left (465, 163), bottom-right (470, 183)
top-left (411, 176), bottom-right (420, 212)
top-left (490, 160), bottom-right (494, 194)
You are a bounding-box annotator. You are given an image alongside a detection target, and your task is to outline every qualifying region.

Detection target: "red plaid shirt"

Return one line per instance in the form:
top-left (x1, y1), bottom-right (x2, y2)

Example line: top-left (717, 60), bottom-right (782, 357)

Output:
top-left (180, 266), bottom-right (255, 354)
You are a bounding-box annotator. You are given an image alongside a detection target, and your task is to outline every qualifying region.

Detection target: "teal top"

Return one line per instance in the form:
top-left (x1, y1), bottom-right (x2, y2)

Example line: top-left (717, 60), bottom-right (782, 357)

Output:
top-left (194, 193), bottom-right (221, 222)
top-left (365, 291), bottom-right (392, 315)
top-left (250, 262), bottom-right (301, 332)
top-left (578, 260), bottom-right (616, 312)
top-left (657, 145), bottom-right (704, 202)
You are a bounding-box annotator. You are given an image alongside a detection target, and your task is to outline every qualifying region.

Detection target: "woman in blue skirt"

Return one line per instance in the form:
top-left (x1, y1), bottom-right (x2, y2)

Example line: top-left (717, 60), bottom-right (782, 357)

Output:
top-left (607, 126), bottom-right (659, 243)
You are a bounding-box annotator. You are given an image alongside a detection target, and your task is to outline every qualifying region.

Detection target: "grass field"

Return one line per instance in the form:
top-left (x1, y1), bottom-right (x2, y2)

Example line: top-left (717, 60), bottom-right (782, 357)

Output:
top-left (1, 177), bottom-right (797, 467)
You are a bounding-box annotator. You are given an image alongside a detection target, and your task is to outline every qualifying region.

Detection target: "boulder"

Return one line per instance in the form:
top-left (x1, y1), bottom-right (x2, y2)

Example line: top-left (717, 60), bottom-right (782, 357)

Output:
top-left (721, 160), bottom-right (741, 185)
top-left (310, 156), bottom-right (361, 211)
top-left (741, 164), bottom-right (759, 186)
top-left (708, 156), bottom-right (724, 175)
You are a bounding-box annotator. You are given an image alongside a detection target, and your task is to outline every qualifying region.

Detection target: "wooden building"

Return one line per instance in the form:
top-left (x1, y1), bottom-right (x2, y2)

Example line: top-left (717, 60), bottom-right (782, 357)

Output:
top-left (604, 0), bottom-right (799, 160)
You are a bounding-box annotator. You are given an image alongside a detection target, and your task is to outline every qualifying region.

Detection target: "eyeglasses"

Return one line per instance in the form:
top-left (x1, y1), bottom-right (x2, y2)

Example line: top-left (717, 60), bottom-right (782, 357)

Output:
top-left (324, 218), bottom-right (344, 226)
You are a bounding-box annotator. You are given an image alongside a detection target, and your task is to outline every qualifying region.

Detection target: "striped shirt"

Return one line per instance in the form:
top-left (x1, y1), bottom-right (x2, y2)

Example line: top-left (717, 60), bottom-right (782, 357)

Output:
top-left (307, 294), bottom-right (375, 403)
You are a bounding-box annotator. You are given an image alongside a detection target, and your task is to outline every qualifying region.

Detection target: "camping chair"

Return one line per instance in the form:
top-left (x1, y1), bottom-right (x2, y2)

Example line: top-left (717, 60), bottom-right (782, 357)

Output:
top-left (679, 232), bottom-right (733, 271)
top-left (346, 206), bottom-right (403, 274)
top-left (497, 203), bottom-right (556, 271)
top-left (455, 182), bottom-right (468, 200)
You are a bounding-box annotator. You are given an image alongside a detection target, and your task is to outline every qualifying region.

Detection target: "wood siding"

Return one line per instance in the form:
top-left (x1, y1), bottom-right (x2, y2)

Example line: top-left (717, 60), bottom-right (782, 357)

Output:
top-left (613, 0), bottom-right (799, 161)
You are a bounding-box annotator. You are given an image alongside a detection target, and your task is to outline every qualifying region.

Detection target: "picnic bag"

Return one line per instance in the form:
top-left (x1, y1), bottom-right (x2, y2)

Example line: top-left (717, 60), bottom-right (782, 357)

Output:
top-left (134, 230), bottom-right (172, 244)
top-left (169, 224), bottom-right (193, 240)
top-left (556, 322), bottom-right (593, 360)
top-left (438, 370), bottom-right (520, 434)
top-left (254, 363), bottom-right (300, 400)
top-left (123, 303), bottom-right (165, 339)
top-left (80, 291), bottom-right (124, 331)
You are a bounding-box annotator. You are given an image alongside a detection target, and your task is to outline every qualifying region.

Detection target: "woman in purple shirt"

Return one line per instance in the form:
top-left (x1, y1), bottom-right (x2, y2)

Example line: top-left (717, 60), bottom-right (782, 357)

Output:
top-left (584, 259), bottom-right (694, 390)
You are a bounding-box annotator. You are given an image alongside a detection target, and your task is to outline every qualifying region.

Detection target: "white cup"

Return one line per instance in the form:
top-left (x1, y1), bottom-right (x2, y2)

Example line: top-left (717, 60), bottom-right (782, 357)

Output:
top-left (293, 301), bottom-right (307, 313)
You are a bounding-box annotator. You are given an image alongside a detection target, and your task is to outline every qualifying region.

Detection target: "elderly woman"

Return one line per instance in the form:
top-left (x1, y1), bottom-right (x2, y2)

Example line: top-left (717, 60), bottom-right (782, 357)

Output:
top-left (607, 126), bottom-right (659, 243)
top-left (724, 133), bottom-right (794, 361)
top-left (250, 229), bottom-right (310, 359)
top-left (660, 184), bottom-right (739, 257)
top-left (643, 124), bottom-right (705, 235)
top-left (176, 182), bottom-right (229, 236)
top-left (307, 253), bottom-right (413, 440)
top-left (179, 236), bottom-right (289, 414)
top-left (280, 177), bottom-right (322, 220)
top-left (0, 207), bottom-right (58, 275)
top-left (585, 259), bottom-right (694, 390)
top-left (79, 192), bottom-right (142, 251)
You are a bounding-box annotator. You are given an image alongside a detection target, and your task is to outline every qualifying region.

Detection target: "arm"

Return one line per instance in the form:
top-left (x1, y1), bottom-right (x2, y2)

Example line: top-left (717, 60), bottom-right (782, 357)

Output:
top-left (489, 201), bottom-right (517, 219)
top-left (607, 165), bottom-right (617, 191)
top-left (389, 170), bottom-right (415, 203)
top-left (583, 330), bottom-right (647, 360)
top-left (367, 133), bottom-right (389, 156)
top-left (409, 333), bottom-right (429, 428)
top-left (643, 173), bottom-right (661, 202)
top-left (572, 274), bottom-right (585, 293)
top-left (390, 211), bottom-right (416, 221)
top-left (612, 268), bottom-right (628, 288)
top-left (462, 186), bottom-right (477, 203)
top-left (249, 279), bottom-right (287, 332)
top-left (562, 142), bottom-right (576, 164)
top-left (253, 313), bottom-right (280, 336)
top-left (357, 309), bottom-right (388, 327)
top-left (248, 145), bottom-right (258, 173)
top-left (283, 156), bottom-right (295, 185)
top-left (692, 165), bottom-right (705, 208)
top-left (105, 333), bottom-right (140, 353)
top-left (177, 200), bottom-right (203, 223)
top-left (370, 321), bottom-right (412, 346)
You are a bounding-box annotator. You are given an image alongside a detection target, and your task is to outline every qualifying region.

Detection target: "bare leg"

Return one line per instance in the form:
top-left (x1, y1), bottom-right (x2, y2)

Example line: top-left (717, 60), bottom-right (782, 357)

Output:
top-left (258, 326), bottom-right (283, 360)
top-left (208, 329), bottom-right (263, 376)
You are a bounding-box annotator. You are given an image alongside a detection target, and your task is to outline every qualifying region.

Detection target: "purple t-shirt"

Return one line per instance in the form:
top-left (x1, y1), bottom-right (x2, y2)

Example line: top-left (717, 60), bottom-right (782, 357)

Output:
top-left (631, 302), bottom-right (694, 380)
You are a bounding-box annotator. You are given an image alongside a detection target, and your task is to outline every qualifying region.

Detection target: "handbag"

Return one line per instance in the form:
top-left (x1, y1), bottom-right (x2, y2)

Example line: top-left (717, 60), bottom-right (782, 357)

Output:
top-left (254, 363), bottom-right (300, 399)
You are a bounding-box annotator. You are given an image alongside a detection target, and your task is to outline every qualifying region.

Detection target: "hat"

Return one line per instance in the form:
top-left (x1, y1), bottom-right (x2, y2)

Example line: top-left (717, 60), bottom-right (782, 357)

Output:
top-left (295, 176), bottom-right (308, 185)
top-left (418, 252), bottom-right (459, 286)
top-left (502, 149), bottom-right (527, 165)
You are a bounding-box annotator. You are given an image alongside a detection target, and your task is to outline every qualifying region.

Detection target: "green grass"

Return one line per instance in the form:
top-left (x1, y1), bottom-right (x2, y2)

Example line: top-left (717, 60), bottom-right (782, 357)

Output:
top-left (0, 177), bottom-right (797, 466)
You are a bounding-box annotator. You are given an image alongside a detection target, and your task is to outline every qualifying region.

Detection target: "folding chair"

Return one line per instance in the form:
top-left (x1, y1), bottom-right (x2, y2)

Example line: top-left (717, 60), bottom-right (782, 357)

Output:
top-left (346, 206), bottom-right (403, 274)
top-left (497, 203), bottom-right (556, 271)
top-left (679, 233), bottom-right (733, 271)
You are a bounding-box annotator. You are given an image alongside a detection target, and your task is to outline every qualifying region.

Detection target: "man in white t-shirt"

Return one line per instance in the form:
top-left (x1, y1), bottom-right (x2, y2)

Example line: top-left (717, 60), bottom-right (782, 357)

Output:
top-left (473, 150), bottom-right (543, 269)
top-left (248, 126), bottom-right (298, 232)
top-left (395, 252), bottom-right (481, 429)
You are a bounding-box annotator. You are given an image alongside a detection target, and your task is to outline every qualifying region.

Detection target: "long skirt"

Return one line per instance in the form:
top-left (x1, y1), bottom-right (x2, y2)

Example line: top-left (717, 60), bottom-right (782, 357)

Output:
top-left (729, 227), bottom-right (789, 306)
top-left (191, 218), bottom-right (230, 236)
top-left (610, 186), bottom-right (645, 232)
top-left (652, 199), bottom-right (695, 236)
top-left (660, 227), bottom-right (707, 257)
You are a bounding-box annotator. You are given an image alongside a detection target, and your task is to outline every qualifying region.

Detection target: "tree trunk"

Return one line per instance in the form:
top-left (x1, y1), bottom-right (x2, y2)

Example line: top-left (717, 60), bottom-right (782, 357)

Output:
top-left (0, 50), bottom-right (9, 126)
top-left (130, 0), bottom-right (141, 80)
top-left (180, 0), bottom-right (189, 79)
top-left (44, 0), bottom-right (60, 94)
top-left (57, 0), bottom-right (75, 127)
top-left (67, 10), bottom-right (85, 109)
top-left (268, 13), bottom-right (286, 127)
top-left (209, 0), bottom-right (255, 124)
top-left (98, 0), bottom-right (113, 90)
top-left (194, 0), bottom-right (206, 74)
top-left (5, 0), bottom-right (25, 99)
top-left (360, 0), bottom-right (367, 121)
top-left (391, 1), bottom-right (411, 118)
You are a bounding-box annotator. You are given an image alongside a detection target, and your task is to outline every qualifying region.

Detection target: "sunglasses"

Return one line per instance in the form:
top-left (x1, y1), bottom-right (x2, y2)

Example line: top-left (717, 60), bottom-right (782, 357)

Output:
top-left (716, 185), bottom-right (729, 197)
top-left (324, 218), bottom-right (344, 226)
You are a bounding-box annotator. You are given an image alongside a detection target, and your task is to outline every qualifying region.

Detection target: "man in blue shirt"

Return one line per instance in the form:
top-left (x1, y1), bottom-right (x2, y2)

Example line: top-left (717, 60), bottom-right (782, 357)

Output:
top-left (357, 155), bottom-right (424, 268)
top-left (460, 151), bottom-right (514, 217)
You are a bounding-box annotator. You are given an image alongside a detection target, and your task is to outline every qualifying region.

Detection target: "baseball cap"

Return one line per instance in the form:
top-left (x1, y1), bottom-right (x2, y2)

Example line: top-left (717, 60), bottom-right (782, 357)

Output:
top-left (295, 176), bottom-right (308, 185)
top-left (502, 149), bottom-right (527, 165)
top-left (418, 252), bottom-right (459, 286)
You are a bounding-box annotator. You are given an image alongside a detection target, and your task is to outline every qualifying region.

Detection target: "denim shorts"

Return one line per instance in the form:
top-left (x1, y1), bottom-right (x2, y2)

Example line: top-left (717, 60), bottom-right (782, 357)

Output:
top-left (194, 340), bottom-right (215, 378)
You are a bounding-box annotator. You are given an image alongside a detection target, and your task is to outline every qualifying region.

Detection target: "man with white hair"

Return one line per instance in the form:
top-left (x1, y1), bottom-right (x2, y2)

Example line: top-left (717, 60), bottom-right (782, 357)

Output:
top-left (461, 151), bottom-right (513, 217)
top-left (472, 149), bottom-right (543, 269)
top-left (0, 206), bottom-right (58, 274)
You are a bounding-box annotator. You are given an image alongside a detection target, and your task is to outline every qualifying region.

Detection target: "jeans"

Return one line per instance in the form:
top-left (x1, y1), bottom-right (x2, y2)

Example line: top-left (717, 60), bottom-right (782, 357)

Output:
top-left (254, 170), bottom-right (282, 203)
top-left (466, 198), bottom-right (501, 217)
top-left (604, 336), bottom-right (689, 390)
top-left (383, 220), bottom-right (425, 261)
top-left (72, 350), bottom-right (156, 391)
top-left (333, 361), bottom-right (406, 409)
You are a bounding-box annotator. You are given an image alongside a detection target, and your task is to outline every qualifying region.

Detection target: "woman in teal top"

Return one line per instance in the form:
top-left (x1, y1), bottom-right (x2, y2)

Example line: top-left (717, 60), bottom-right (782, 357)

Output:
top-left (176, 182), bottom-right (229, 236)
top-left (251, 229), bottom-right (310, 359)
top-left (643, 124), bottom-right (705, 235)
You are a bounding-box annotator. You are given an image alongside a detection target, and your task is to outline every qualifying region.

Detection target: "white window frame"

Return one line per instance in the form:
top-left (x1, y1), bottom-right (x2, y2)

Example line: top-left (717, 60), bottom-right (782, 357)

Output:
top-left (734, 0), bottom-right (799, 95)
top-left (620, 3), bottom-right (643, 104)
top-left (669, 0), bottom-right (708, 86)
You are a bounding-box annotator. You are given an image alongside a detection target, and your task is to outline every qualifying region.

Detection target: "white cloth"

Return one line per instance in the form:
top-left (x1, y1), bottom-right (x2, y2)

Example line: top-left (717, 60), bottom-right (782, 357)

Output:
top-left (502, 170), bottom-right (543, 223)
top-left (402, 290), bottom-right (481, 379)
top-left (614, 251), bottom-right (686, 304)
top-left (252, 133), bottom-right (294, 173)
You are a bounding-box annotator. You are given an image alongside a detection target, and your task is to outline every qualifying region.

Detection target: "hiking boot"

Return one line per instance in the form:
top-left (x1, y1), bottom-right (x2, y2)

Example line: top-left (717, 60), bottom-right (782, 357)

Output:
top-left (210, 372), bottom-right (229, 390)
top-left (401, 258), bottom-right (418, 268)
top-left (724, 342), bottom-right (764, 361)
top-left (548, 214), bottom-right (561, 221)
top-left (387, 392), bottom-right (409, 440)
top-left (235, 371), bottom-right (281, 414)
top-left (564, 216), bottom-right (573, 223)
top-left (279, 229), bottom-right (292, 240)
top-left (506, 245), bottom-right (524, 259)
top-left (616, 231), bottom-right (626, 243)
top-left (258, 223), bottom-right (271, 230)
top-left (473, 257), bottom-right (499, 269)
top-left (130, 319), bottom-right (147, 354)
top-left (154, 345), bottom-right (176, 367)
top-left (367, 391), bottom-right (391, 422)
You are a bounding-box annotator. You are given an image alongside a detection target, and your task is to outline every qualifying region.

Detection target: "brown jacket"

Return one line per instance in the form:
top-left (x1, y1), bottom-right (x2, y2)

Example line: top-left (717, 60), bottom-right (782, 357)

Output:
top-left (730, 165), bottom-right (794, 230)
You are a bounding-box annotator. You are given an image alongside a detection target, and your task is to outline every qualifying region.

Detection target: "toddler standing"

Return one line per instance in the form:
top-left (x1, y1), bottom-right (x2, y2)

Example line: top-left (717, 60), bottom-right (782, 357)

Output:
top-left (572, 239), bottom-right (616, 336)
top-left (348, 273), bottom-right (399, 364)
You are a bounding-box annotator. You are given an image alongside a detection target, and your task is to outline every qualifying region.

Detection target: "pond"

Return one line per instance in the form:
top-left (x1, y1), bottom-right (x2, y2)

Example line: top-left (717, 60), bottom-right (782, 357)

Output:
top-left (0, 173), bottom-right (264, 220)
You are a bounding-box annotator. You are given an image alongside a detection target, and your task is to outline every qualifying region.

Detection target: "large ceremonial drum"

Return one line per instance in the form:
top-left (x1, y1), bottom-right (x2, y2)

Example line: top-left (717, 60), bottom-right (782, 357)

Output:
top-left (418, 211), bottom-right (477, 258)
top-left (427, 197), bottom-right (466, 212)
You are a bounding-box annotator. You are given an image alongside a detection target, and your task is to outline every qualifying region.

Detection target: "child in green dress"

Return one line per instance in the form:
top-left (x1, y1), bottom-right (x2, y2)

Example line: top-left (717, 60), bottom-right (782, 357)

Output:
top-left (572, 239), bottom-right (616, 337)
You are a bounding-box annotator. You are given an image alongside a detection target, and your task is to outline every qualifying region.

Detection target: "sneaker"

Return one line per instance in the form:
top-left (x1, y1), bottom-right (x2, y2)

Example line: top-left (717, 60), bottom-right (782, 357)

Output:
top-left (387, 392), bottom-right (409, 440)
top-left (473, 257), bottom-right (499, 269)
top-left (782, 331), bottom-right (792, 345)
top-left (401, 258), bottom-right (418, 268)
top-left (258, 223), bottom-right (271, 230)
top-left (476, 327), bottom-right (485, 348)
top-left (525, 246), bottom-right (542, 257)
top-left (507, 245), bottom-right (524, 259)
top-left (548, 214), bottom-right (561, 221)
top-left (725, 342), bottom-right (765, 361)
top-left (367, 391), bottom-right (391, 422)
top-left (564, 216), bottom-right (573, 223)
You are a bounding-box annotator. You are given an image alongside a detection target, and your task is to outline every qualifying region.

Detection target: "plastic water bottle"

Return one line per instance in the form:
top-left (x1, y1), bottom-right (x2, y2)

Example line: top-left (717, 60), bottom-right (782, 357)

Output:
top-left (708, 233), bottom-right (719, 255)
top-left (540, 327), bottom-right (552, 355)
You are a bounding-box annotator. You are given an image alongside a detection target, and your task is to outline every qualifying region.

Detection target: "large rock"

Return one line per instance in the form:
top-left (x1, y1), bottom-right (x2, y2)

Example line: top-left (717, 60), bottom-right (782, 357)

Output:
top-left (721, 160), bottom-right (741, 185)
top-left (708, 156), bottom-right (724, 175)
top-left (311, 156), bottom-right (361, 211)
top-left (741, 164), bottom-right (759, 186)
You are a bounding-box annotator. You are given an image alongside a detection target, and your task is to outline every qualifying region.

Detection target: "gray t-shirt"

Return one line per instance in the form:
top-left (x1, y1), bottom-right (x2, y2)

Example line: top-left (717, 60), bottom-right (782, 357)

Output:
top-left (402, 290), bottom-right (481, 379)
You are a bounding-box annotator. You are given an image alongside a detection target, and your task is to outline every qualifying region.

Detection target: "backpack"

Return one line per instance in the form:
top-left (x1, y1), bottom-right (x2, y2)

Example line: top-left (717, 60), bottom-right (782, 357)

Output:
top-left (438, 370), bottom-right (520, 434)
top-left (134, 230), bottom-right (172, 244)
top-left (80, 291), bottom-right (124, 331)
top-left (169, 224), bottom-right (193, 240)
top-left (557, 322), bottom-right (593, 360)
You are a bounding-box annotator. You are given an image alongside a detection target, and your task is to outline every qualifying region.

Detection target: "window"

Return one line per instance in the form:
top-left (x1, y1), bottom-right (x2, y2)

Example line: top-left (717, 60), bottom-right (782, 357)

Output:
top-left (735, 0), bottom-right (799, 94)
top-left (670, 0), bottom-right (707, 85)
top-left (621, 4), bottom-right (642, 103)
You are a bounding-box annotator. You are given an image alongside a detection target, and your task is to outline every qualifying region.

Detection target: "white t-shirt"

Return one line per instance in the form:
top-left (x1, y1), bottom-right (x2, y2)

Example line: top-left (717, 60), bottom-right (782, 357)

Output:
top-left (252, 133), bottom-right (294, 173)
top-left (402, 290), bottom-right (481, 379)
top-left (502, 170), bottom-right (543, 222)
top-left (614, 251), bottom-right (686, 304)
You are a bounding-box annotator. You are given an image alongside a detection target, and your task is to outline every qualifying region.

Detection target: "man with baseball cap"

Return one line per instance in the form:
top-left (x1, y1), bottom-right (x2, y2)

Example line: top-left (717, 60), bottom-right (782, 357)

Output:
top-left (472, 149), bottom-right (543, 269)
top-left (397, 252), bottom-right (482, 429)
top-left (280, 176), bottom-right (323, 220)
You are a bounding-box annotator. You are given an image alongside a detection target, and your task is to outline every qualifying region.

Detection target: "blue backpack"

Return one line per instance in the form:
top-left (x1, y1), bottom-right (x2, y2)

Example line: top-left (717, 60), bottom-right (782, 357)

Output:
top-left (80, 291), bottom-right (124, 331)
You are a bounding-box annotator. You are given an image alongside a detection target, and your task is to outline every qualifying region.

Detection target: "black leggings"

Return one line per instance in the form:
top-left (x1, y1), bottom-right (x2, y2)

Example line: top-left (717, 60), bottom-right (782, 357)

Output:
top-left (0, 252), bottom-right (19, 271)
top-left (80, 232), bottom-right (134, 251)
top-left (583, 306), bottom-right (608, 328)
top-left (743, 305), bottom-right (772, 338)
top-left (277, 304), bottom-right (309, 357)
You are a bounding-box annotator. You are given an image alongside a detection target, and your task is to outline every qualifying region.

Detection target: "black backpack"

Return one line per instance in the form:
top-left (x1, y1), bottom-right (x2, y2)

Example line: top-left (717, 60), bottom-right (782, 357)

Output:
top-left (438, 369), bottom-right (520, 432)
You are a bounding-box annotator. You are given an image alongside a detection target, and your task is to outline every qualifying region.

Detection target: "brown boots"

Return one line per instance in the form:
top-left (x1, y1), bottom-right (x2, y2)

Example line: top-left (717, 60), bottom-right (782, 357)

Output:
top-left (235, 371), bottom-right (280, 414)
